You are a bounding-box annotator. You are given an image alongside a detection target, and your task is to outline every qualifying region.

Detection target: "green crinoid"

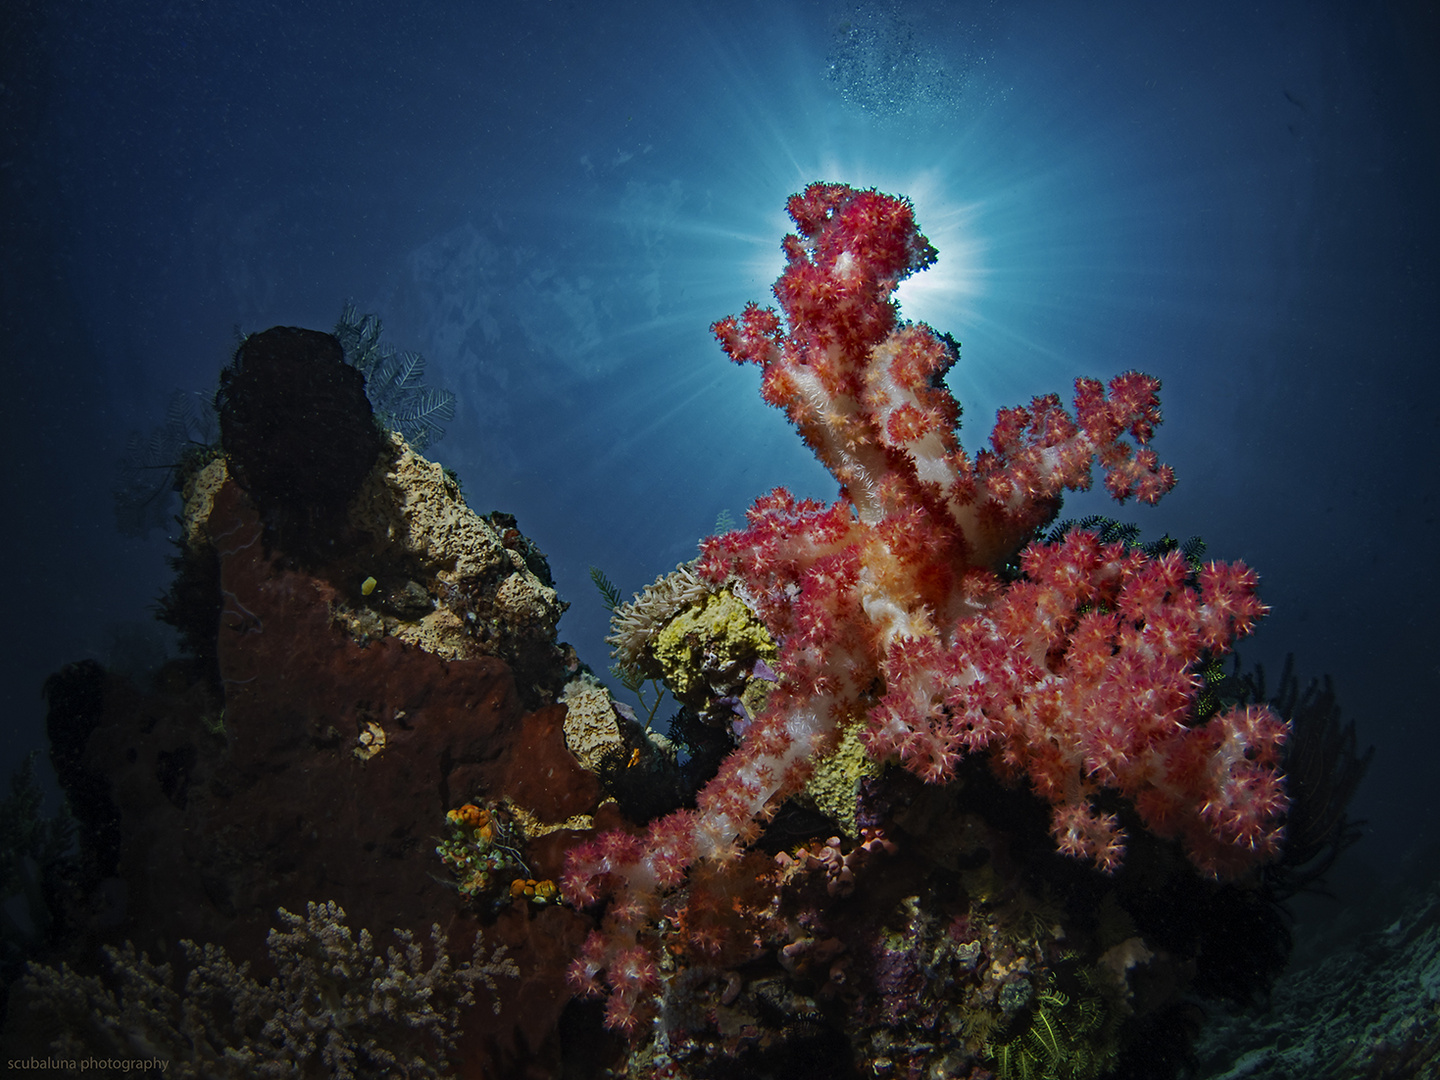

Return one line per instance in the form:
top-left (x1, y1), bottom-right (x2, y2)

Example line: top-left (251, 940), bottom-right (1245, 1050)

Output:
top-left (985, 967), bottom-right (1119, 1080)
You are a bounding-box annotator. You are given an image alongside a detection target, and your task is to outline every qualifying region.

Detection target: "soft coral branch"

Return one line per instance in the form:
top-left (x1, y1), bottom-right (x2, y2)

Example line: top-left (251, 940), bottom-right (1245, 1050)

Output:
top-left (565, 182), bottom-right (1287, 1029)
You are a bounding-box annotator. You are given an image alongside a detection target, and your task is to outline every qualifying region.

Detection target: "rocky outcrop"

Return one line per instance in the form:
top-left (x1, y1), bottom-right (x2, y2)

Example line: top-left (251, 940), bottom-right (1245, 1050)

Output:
top-left (24, 437), bottom-right (611, 1077)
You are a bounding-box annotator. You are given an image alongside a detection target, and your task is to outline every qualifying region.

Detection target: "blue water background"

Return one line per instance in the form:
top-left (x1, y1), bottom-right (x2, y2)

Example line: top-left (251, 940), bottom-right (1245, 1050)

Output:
top-left (3, 0), bottom-right (1436, 888)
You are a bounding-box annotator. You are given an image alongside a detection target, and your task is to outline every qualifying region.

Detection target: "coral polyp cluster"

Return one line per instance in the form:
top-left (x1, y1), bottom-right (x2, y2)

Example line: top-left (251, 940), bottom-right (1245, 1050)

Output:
top-left (436, 803), bottom-right (556, 909)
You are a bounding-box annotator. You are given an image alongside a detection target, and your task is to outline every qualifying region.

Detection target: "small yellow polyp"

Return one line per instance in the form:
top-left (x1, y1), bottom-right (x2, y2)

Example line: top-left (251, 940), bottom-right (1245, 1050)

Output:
top-left (361, 576), bottom-right (378, 596)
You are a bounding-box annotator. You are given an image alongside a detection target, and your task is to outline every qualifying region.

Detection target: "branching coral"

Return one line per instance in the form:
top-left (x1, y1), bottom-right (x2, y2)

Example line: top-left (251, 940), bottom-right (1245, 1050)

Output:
top-left (561, 182), bottom-right (1289, 1032)
top-left (23, 901), bottom-right (516, 1079)
top-left (0, 751), bottom-right (76, 1007)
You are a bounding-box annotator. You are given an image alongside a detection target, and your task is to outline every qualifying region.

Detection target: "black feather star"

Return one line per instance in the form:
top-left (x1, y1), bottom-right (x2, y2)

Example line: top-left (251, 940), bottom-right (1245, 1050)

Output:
top-left (334, 303), bottom-right (456, 451)
top-left (113, 389), bottom-right (219, 537)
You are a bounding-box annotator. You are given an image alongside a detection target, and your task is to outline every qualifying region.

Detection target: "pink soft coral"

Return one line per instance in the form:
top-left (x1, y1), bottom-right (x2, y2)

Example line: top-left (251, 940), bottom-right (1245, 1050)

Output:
top-left (563, 182), bottom-right (1288, 1026)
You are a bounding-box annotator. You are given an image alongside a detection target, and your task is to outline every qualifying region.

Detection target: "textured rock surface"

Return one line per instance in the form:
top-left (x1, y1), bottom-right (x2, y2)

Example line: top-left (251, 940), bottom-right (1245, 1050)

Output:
top-left (341, 433), bottom-right (567, 697)
top-left (179, 431), bottom-right (571, 700)
top-left (179, 455), bottom-right (228, 549)
top-left (560, 675), bottom-right (625, 773)
top-left (348, 431), bottom-right (510, 582)
top-left (1195, 872), bottom-right (1440, 1079)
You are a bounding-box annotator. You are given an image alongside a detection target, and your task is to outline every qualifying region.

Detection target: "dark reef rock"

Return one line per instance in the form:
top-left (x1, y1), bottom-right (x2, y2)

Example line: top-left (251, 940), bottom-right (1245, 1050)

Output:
top-left (41, 661), bottom-right (121, 884)
top-left (216, 325), bottom-right (383, 554)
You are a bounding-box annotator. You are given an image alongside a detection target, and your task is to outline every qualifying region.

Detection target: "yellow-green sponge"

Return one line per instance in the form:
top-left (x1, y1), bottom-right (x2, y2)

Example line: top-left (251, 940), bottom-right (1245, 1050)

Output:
top-left (651, 589), bottom-right (777, 702)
